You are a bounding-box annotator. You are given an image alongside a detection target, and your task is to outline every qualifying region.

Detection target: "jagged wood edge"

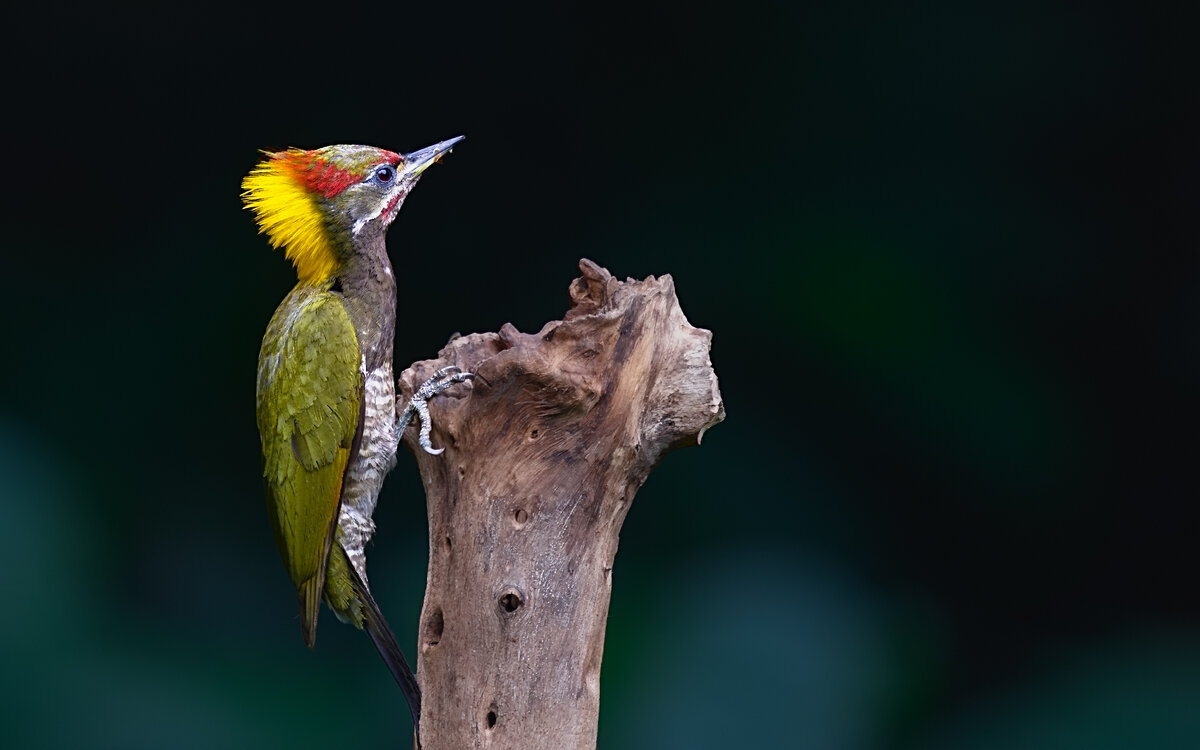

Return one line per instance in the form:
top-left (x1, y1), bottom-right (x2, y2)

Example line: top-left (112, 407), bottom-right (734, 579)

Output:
top-left (394, 258), bottom-right (724, 750)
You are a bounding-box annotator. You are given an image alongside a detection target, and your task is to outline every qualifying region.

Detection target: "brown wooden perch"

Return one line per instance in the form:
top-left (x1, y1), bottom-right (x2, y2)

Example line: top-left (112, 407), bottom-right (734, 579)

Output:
top-left (396, 259), bottom-right (725, 750)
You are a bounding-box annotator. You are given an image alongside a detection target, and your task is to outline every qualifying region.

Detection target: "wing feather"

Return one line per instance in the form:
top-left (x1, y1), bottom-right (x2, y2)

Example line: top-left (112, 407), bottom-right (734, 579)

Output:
top-left (256, 288), bottom-right (361, 645)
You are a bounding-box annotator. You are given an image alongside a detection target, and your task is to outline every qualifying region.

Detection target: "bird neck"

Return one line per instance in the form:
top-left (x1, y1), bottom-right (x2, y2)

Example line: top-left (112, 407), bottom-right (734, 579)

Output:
top-left (332, 234), bottom-right (397, 372)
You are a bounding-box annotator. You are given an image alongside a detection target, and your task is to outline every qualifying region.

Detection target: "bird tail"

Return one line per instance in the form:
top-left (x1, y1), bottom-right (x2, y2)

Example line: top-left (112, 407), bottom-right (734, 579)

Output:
top-left (347, 562), bottom-right (422, 732)
top-left (298, 576), bottom-right (323, 648)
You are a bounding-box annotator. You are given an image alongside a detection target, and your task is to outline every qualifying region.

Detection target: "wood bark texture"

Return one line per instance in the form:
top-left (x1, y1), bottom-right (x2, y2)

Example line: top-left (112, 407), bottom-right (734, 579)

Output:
top-left (396, 259), bottom-right (724, 750)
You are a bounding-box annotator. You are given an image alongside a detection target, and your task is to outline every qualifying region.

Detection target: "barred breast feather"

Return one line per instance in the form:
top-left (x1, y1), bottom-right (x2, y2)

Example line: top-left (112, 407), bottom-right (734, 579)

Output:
top-left (336, 360), bottom-right (399, 584)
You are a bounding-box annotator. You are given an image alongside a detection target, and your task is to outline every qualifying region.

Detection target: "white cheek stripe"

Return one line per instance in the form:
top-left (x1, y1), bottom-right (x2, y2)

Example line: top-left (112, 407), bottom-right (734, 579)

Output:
top-left (351, 187), bottom-right (407, 236)
top-left (352, 208), bottom-right (381, 236)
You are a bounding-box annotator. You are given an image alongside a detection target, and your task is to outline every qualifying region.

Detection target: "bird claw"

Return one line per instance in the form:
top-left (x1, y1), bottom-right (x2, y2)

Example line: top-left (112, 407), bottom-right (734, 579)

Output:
top-left (395, 366), bottom-right (475, 455)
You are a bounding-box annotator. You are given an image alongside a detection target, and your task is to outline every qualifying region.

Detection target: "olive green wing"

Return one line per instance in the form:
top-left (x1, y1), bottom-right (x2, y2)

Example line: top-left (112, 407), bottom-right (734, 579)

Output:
top-left (256, 290), bottom-right (362, 647)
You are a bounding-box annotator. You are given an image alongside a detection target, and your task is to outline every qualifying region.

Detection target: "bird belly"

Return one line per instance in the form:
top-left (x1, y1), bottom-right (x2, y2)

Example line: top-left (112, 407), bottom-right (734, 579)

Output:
top-left (336, 361), bottom-right (398, 583)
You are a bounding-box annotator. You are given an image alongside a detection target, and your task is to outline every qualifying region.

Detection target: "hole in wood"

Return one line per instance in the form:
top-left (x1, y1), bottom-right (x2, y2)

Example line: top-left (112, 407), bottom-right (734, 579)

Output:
top-left (513, 507), bottom-right (528, 527)
top-left (423, 607), bottom-right (444, 649)
top-left (485, 707), bottom-right (498, 730)
top-left (498, 589), bottom-right (523, 613)
top-left (528, 427), bottom-right (539, 440)
top-left (444, 535), bottom-right (453, 552)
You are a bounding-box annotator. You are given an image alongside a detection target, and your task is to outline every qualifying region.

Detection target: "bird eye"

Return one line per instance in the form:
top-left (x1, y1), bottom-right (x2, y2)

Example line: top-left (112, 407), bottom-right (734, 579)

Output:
top-left (374, 165), bottom-right (395, 183)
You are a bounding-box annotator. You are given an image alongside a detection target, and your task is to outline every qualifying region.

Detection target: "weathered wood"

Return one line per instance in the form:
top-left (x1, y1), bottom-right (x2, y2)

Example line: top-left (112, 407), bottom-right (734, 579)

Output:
top-left (396, 259), bottom-right (724, 750)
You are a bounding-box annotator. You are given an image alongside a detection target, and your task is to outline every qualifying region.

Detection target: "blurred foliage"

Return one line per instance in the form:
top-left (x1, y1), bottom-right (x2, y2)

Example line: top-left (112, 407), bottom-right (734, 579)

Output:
top-left (2, 1), bottom-right (1195, 748)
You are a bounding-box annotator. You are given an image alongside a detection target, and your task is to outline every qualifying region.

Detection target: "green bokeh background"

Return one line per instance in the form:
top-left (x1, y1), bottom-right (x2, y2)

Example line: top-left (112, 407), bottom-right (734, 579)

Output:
top-left (4, 2), bottom-right (1196, 748)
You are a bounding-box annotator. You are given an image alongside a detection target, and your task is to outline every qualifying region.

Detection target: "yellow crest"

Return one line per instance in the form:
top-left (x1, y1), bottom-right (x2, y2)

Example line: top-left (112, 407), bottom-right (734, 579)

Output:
top-left (241, 150), bottom-right (339, 283)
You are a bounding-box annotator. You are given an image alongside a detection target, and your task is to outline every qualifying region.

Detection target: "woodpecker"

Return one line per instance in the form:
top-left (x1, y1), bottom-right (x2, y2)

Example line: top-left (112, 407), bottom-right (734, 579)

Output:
top-left (243, 137), bottom-right (468, 732)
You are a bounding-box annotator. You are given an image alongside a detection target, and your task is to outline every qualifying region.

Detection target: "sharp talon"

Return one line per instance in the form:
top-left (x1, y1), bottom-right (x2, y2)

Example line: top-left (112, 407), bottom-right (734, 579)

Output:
top-left (396, 366), bottom-right (474, 451)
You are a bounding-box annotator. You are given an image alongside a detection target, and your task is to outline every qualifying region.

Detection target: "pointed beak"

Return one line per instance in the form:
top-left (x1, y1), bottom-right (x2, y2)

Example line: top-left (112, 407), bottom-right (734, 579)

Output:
top-left (399, 135), bottom-right (465, 180)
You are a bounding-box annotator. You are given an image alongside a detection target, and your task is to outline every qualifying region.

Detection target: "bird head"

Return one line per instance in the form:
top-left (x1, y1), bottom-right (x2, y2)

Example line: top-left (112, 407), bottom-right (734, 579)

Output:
top-left (242, 136), bottom-right (463, 282)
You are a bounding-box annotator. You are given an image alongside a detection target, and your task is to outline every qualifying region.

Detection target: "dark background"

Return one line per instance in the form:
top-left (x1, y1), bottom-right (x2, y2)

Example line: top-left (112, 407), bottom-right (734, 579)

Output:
top-left (3, 2), bottom-right (1197, 748)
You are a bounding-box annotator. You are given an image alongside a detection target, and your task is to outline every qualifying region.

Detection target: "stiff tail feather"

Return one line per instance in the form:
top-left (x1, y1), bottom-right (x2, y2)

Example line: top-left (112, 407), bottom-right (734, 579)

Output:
top-left (298, 577), bottom-right (323, 648)
top-left (347, 563), bottom-right (422, 732)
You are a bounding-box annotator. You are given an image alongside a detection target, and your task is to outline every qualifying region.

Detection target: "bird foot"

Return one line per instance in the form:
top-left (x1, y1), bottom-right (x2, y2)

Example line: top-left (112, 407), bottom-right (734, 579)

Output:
top-left (395, 366), bottom-right (474, 455)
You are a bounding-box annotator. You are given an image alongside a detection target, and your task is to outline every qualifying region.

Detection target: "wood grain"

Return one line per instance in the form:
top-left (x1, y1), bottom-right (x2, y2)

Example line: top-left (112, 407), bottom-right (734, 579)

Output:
top-left (397, 259), bottom-right (724, 749)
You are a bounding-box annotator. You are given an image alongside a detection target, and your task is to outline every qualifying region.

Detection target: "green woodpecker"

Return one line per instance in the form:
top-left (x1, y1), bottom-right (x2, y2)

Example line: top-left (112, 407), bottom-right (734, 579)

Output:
top-left (242, 137), bottom-right (468, 730)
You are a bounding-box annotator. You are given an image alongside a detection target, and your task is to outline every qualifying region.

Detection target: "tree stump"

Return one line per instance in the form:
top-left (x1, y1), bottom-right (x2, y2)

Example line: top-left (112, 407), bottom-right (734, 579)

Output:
top-left (396, 259), bottom-right (725, 750)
